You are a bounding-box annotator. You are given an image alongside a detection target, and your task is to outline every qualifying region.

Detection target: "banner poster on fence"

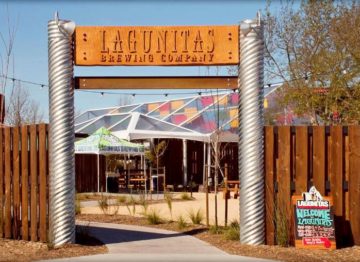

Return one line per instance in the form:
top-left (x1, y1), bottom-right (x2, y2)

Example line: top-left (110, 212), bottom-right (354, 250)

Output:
top-left (292, 186), bottom-right (336, 250)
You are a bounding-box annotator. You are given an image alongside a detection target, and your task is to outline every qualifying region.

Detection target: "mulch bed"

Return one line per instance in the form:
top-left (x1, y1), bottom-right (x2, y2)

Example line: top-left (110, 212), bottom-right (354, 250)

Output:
top-left (0, 229), bottom-right (107, 262)
top-left (77, 213), bottom-right (360, 262)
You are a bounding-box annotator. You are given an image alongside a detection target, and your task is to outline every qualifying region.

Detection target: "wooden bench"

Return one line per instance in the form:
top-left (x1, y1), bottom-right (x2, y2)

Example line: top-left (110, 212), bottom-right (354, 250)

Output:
top-left (222, 180), bottom-right (239, 199)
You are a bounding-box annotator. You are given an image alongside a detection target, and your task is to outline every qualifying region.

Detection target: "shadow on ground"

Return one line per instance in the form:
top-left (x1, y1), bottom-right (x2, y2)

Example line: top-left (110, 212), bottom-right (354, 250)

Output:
top-left (77, 225), bottom-right (185, 245)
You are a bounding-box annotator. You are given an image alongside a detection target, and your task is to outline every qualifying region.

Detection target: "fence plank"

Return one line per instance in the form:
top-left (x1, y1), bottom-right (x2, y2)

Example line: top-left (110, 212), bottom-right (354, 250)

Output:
top-left (4, 127), bottom-right (11, 238)
top-left (277, 126), bottom-right (292, 244)
top-left (21, 126), bottom-right (29, 241)
top-left (39, 124), bottom-right (47, 242)
top-left (0, 128), bottom-right (3, 238)
top-left (330, 126), bottom-right (343, 217)
top-left (312, 126), bottom-right (326, 195)
top-left (345, 135), bottom-right (350, 221)
top-left (12, 127), bottom-right (20, 239)
top-left (348, 126), bottom-right (360, 245)
top-left (265, 126), bottom-right (275, 245)
top-left (295, 126), bottom-right (308, 194)
top-left (30, 125), bottom-right (38, 241)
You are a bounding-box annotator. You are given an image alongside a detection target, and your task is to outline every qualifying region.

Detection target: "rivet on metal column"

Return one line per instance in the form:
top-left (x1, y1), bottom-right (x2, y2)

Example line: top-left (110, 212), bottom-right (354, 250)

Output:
top-left (48, 12), bottom-right (76, 247)
top-left (238, 12), bottom-right (265, 245)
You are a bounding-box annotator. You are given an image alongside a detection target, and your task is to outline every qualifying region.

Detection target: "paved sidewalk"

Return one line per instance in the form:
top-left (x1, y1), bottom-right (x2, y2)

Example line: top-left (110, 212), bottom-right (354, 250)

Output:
top-left (44, 221), bottom-right (276, 262)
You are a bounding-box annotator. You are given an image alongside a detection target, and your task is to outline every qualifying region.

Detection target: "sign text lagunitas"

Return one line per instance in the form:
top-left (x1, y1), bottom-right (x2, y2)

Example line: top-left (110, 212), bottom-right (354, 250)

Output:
top-left (74, 26), bottom-right (239, 66)
top-left (292, 186), bottom-right (336, 250)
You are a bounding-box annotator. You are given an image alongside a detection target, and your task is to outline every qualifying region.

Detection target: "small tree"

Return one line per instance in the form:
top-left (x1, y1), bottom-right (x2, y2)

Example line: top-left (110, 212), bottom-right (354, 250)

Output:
top-left (5, 82), bottom-right (43, 125)
top-left (145, 139), bottom-right (168, 191)
top-left (264, 1), bottom-right (360, 124)
top-left (0, 5), bottom-right (18, 123)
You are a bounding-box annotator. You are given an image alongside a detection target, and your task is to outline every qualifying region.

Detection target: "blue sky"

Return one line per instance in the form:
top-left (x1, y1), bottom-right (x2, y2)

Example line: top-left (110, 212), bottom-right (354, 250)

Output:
top-left (1, 0), bottom-right (280, 120)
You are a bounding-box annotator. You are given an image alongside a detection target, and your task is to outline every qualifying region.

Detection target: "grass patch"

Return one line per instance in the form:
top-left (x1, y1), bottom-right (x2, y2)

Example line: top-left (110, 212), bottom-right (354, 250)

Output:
top-left (180, 192), bottom-right (192, 200)
top-left (146, 209), bottom-right (162, 225)
top-left (164, 191), bottom-right (174, 220)
top-left (138, 194), bottom-right (149, 215)
top-left (209, 225), bottom-right (224, 235)
top-left (224, 220), bottom-right (240, 241)
top-left (125, 196), bottom-right (137, 216)
top-left (97, 194), bottom-right (110, 215)
top-left (177, 215), bottom-right (187, 230)
top-left (188, 208), bottom-right (203, 225)
top-left (276, 207), bottom-right (289, 247)
top-left (116, 195), bottom-right (127, 204)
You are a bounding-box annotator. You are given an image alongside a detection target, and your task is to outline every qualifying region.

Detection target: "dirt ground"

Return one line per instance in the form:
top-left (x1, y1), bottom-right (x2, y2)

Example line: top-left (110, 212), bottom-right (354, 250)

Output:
top-left (0, 230), bottom-right (107, 262)
top-left (1, 192), bottom-right (359, 262)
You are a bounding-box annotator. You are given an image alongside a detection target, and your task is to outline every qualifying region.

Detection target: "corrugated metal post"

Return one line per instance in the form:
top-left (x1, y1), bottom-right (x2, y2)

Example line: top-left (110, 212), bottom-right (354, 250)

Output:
top-left (48, 13), bottom-right (76, 247)
top-left (238, 14), bottom-right (265, 245)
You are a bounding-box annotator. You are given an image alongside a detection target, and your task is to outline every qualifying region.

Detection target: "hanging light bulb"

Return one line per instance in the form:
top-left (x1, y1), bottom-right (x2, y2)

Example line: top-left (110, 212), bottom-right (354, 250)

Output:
top-left (304, 73), bottom-right (308, 81)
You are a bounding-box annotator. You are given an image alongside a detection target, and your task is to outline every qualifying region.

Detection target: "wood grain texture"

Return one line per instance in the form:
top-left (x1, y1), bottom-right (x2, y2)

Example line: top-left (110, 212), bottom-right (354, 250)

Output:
top-left (329, 126), bottom-right (343, 217)
top-left (265, 126), bottom-right (275, 245)
top-left (39, 124), bottom-right (47, 242)
top-left (0, 128), bottom-right (3, 237)
top-left (295, 126), bottom-right (308, 194)
top-left (4, 127), bottom-right (11, 238)
top-left (75, 26), bottom-right (239, 66)
top-left (75, 76), bottom-right (238, 89)
top-left (12, 127), bottom-right (20, 239)
top-left (312, 126), bottom-right (326, 195)
top-left (21, 126), bottom-right (29, 241)
top-left (277, 126), bottom-right (292, 243)
top-left (348, 126), bottom-right (360, 245)
top-left (30, 125), bottom-right (38, 241)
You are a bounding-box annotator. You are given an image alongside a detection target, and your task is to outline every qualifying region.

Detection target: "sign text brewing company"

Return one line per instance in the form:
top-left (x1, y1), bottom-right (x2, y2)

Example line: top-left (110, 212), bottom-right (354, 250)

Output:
top-left (75, 26), bottom-right (239, 66)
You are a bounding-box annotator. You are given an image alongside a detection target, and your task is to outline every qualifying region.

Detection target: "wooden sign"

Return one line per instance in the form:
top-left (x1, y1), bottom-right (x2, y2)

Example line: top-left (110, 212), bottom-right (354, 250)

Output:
top-left (292, 187), bottom-right (336, 250)
top-left (74, 26), bottom-right (239, 66)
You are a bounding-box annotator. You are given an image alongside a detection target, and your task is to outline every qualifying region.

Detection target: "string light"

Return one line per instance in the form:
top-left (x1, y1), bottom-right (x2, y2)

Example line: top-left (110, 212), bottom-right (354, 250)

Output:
top-left (0, 71), bottom-right (342, 98)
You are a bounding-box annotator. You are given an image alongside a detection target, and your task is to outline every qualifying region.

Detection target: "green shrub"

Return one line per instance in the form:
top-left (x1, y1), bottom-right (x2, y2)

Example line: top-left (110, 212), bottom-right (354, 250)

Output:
top-left (146, 209), bottom-right (162, 225)
top-left (188, 208), bottom-right (203, 225)
top-left (209, 225), bottom-right (223, 235)
top-left (224, 220), bottom-right (240, 240)
top-left (125, 196), bottom-right (137, 216)
top-left (139, 193), bottom-right (149, 215)
top-left (276, 207), bottom-right (289, 247)
top-left (98, 194), bottom-right (109, 215)
top-left (177, 215), bottom-right (187, 230)
top-left (164, 191), bottom-right (173, 219)
top-left (180, 192), bottom-right (192, 200)
top-left (116, 195), bottom-right (127, 204)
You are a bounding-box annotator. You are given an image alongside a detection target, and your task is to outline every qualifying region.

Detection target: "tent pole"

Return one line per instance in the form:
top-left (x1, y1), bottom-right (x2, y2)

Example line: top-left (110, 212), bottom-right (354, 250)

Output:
top-left (207, 142), bottom-right (211, 187)
top-left (97, 154), bottom-right (100, 193)
top-left (105, 155), bottom-right (107, 193)
top-left (203, 142), bottom-right (206, 187)
top-left (182, 139), bottom-right (188, 187)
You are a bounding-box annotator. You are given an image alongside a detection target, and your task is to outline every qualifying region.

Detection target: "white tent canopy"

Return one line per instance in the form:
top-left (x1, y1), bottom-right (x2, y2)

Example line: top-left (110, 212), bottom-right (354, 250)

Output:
top-left (76, 112), bottom-right (211, 142)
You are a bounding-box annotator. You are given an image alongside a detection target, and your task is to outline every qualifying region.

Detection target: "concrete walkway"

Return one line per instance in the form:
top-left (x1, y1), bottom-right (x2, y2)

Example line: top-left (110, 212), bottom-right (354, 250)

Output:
top-left (44, 221), bottom-right (276, 262)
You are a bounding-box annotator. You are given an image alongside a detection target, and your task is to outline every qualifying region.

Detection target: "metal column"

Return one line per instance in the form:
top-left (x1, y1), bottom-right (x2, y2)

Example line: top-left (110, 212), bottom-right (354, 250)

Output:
top-left (182, 139), bottom-right (188, 186)
top-left (238, 14), bottom-right (265, 245)
top-left (48, 14), bottom-right (76, 246)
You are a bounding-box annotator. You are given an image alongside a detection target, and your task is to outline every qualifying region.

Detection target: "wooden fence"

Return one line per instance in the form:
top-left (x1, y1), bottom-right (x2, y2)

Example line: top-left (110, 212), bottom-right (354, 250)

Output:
top-left (265, 126), bottom-right (360, 247)
top-left (0, 124), bottom-right (49, 242)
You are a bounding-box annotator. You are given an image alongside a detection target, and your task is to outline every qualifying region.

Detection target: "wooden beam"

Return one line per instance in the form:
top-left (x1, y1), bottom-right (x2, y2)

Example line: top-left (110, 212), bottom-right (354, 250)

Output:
top-left (74, 76), bottom-right (238, 90)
